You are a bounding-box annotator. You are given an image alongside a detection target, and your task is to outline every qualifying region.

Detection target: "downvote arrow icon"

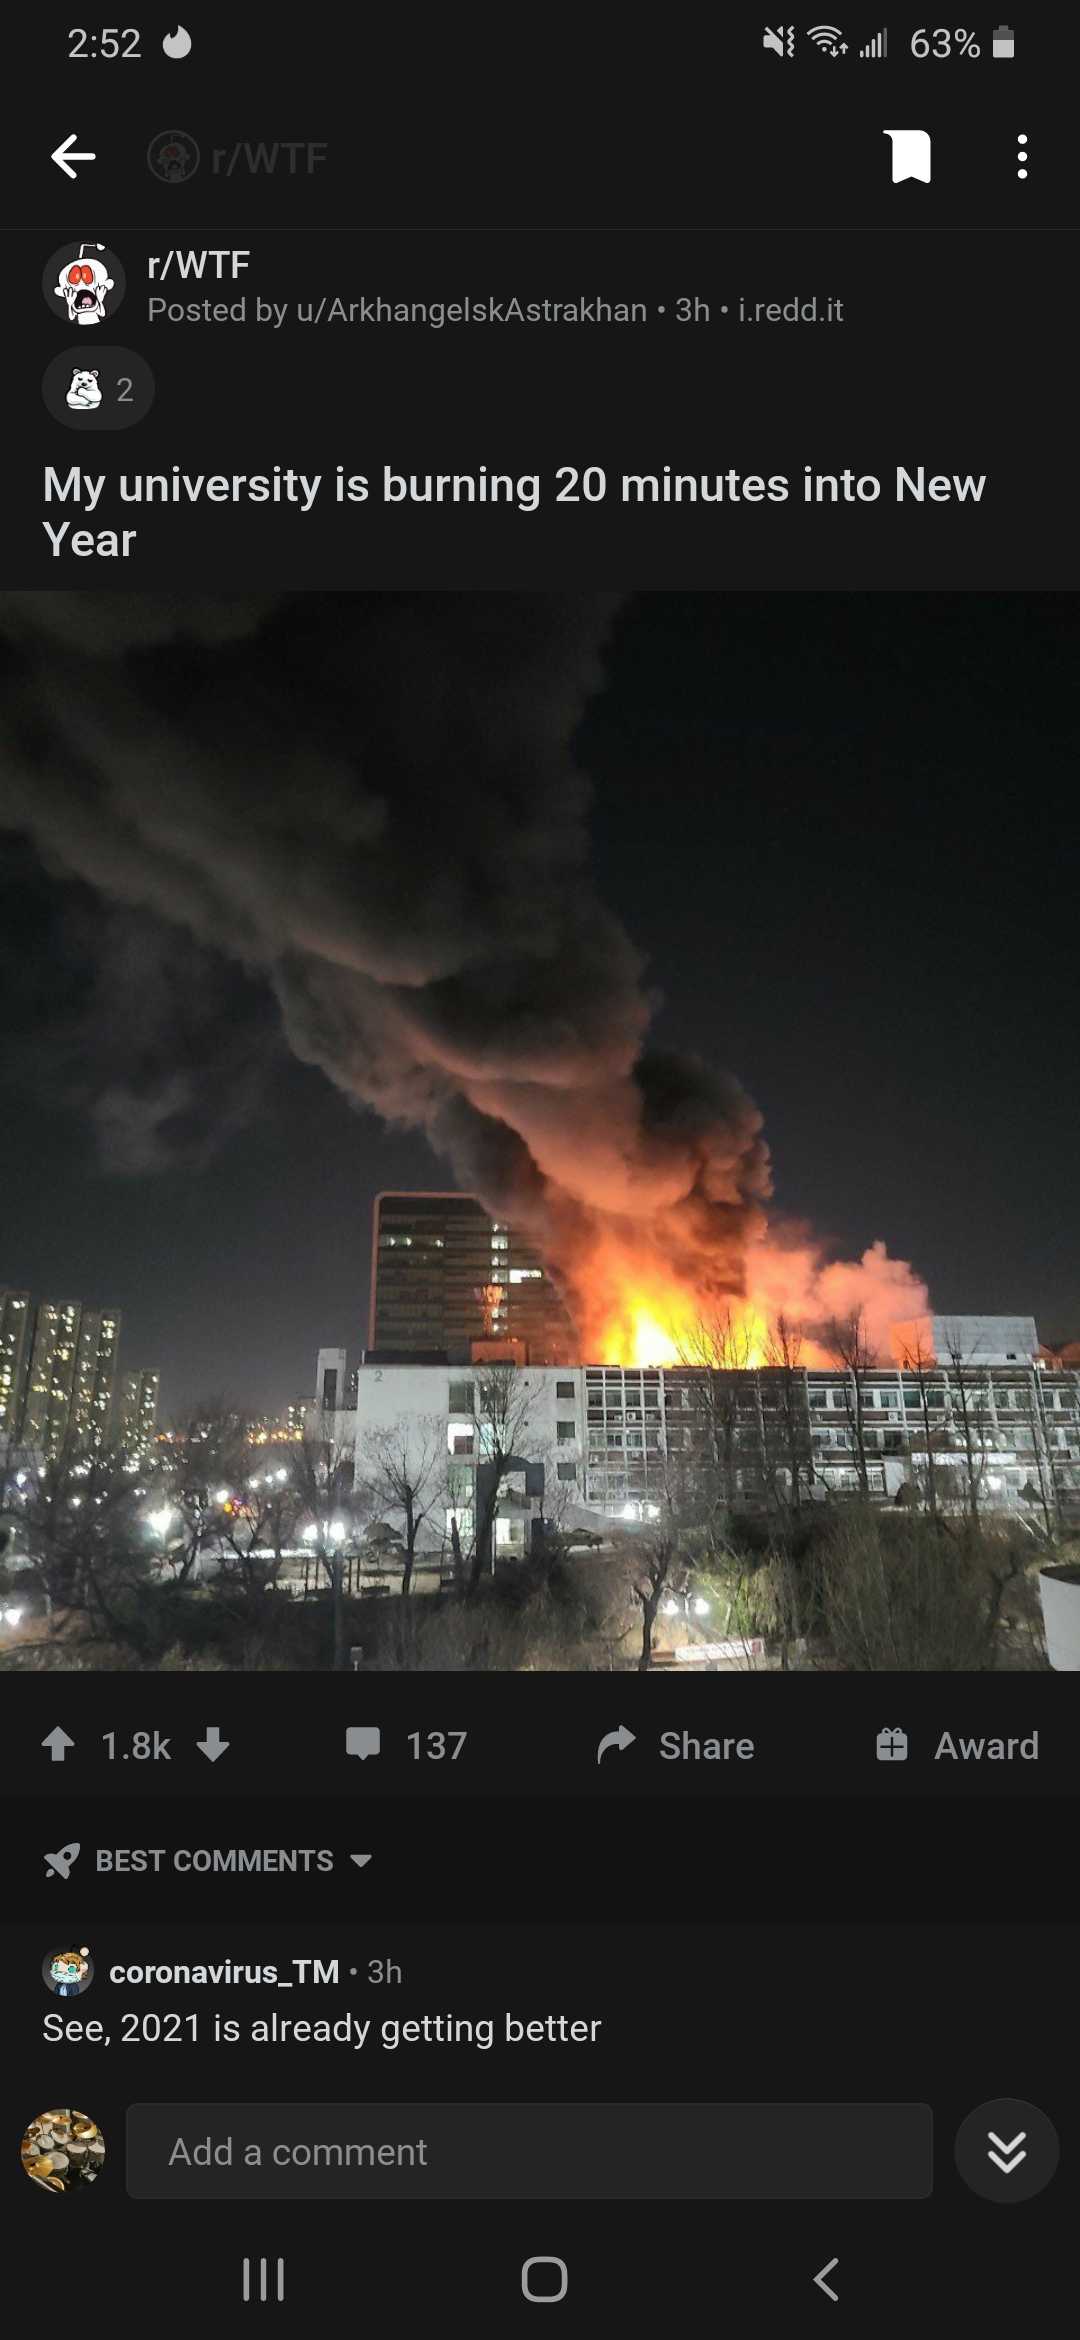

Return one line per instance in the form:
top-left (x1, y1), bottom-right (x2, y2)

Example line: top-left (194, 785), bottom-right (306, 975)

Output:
top-left (196, 1725), bottom-right (230, 1761)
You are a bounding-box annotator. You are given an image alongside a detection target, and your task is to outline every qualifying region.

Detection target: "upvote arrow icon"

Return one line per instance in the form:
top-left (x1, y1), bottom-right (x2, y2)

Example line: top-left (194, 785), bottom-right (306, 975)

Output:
top-left (41, 1725), bottom-right (75, 1762)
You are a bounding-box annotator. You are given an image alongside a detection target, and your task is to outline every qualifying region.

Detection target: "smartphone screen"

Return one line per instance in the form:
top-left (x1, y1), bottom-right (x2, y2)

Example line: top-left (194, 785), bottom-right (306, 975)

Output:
top-left (1, 11), bottom-right (1076, 2323)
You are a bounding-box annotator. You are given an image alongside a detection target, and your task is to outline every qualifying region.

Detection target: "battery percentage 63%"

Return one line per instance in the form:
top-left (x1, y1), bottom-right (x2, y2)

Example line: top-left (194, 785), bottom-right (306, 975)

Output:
top-left (911, 27), bottom-right (981, 56)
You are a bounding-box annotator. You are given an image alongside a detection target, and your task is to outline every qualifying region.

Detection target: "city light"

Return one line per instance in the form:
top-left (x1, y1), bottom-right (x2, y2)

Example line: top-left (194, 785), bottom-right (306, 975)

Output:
top-left (3, 1606), bottom-right (24, 1626)
top-left (147, 1506), bottom-right (174, 1534)
top-left (329, 1519), bottom-right (346, 1544)
top-left (213, 1487), bottom-right (230, 1504)
top-left (301, 1523), bottom-right (319, 1544)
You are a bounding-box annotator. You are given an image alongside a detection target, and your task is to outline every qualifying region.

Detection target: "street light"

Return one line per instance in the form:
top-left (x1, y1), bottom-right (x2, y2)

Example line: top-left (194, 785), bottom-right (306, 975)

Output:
top-left (147, 1506), bottom-right (173, 1535)
top-left (301, 1523), bottom-right (319, 1545)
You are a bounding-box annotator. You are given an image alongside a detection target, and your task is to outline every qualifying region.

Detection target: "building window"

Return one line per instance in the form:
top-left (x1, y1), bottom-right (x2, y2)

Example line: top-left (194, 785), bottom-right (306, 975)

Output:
top-left (556, 1420), bottom-right (576, 1443)
top-left (448, 1380), bottom-right (475, 1414)
top-left (557, 1462), bottom-right (577, 1483)
top-left (556, 1381), bottom-right (575, 1400)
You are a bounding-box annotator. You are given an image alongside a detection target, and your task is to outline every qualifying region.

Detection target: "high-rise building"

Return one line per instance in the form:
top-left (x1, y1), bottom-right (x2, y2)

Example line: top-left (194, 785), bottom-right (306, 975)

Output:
top-left (369, 1192), bottom-right (577, 1365)
top-left (110, 1367), bottom-right (161, 1453)
top-left (20, 1298), bottom-right (85, 1454)
top-left (73, 1308), bottom-right (122, 1449)
top-left (0, 1290), bottom-right (33, 1439)
top-left (1, 1290), bottom-right (151, 1458)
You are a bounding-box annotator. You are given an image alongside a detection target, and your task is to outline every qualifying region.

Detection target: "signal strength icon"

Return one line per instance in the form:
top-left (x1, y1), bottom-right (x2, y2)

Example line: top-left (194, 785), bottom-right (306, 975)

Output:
top-left (859, 27), bottom-right (888, 56)
top-left (807, 24), bottom-right (848, 53)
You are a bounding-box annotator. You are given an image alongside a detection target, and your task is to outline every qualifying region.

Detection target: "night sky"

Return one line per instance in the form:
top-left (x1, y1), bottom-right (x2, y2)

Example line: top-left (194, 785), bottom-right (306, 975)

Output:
top-left (1, 592), bottom-right (1076, 1412)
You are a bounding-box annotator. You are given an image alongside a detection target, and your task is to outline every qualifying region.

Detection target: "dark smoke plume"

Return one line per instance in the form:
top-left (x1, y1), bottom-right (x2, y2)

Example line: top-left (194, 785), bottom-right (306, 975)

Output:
top-left (0, 593), bottom-right (772, 1340)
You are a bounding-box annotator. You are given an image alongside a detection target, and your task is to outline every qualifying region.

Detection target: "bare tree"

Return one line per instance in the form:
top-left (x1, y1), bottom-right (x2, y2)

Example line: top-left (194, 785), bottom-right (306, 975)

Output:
top-left (898, 1327), bottom-right (945, 1519)
top-left (0, 1433), bottom-right (147, 1635)
top-left (1023, 1371), bottom-right (1060, 1541)
top-left (466, 1365), bottom-right (539, 1597)
top-left (632, 1529), bottom-right (684, 1672)
top-left (677, 1307), bottom-right (756, 1522)
top-left (291, 1432), bottom-right (357, 1670)
top-left (824, 1308), bottom-right (877, 1497)
top-left (938, 1323), bottom-right (994, 1524)
top-left (215, 1471), bottom-right (303, 1594)
top-left (359, 1415), bottom-right (444, 1596)
top-left (154, 1405), bottom-right (253, 1584)
top-left (763, 1313), bottom-right (813, 1515)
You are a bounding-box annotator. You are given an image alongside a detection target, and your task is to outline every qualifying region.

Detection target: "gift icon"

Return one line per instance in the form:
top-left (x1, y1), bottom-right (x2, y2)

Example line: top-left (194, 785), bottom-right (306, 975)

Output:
top-left (876, 1726), bottom-right (908, 1762)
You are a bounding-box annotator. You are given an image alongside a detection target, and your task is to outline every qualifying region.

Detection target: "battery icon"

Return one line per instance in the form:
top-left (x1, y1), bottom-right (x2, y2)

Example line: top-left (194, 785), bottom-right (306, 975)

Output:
top-left (992, 25), bottom-right (1015, 57)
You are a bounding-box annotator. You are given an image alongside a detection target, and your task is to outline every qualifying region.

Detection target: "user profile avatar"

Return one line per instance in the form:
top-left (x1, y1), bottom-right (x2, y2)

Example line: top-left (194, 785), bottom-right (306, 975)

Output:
top-left (43, 1944), bottom-right (93, 1998)
top-left (41, 240), bottom-right (126, 328)
top-left (20, 2109), bottom-right (105, 2193)
top-left (147, 127), bottom-right (201, 182)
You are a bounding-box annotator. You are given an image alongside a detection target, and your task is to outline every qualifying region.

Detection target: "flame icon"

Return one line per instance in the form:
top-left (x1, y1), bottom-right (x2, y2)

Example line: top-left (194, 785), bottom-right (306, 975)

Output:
top-left (162, 24), bottom-right (192, 58)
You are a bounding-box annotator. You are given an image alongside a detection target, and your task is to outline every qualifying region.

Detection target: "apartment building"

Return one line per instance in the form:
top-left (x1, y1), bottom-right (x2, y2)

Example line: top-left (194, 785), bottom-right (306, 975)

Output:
top-left (110, 1367), bottom-right (161, 1454)
top-left (1, 1288), bottom-right (157, 1458)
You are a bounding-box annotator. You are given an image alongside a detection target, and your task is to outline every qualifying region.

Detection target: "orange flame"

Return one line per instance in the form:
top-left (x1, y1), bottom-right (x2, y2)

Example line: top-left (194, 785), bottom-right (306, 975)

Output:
top-left (594, 1295), bottom-right (771, 1369)
top-left (572, 1231), bottom-right (931, 1370)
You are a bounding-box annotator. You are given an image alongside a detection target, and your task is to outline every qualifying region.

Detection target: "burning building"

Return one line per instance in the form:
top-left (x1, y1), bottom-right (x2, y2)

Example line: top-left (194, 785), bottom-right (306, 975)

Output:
top-left (0, 595), bottom-right (940, 1398)
top-left (344, 1323), bottom-right (1079, 1567)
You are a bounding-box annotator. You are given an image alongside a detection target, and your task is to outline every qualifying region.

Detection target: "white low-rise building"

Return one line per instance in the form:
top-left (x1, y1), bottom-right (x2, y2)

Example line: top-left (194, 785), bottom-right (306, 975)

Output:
top-left (333, 1315), bottom-right (1079, 1560)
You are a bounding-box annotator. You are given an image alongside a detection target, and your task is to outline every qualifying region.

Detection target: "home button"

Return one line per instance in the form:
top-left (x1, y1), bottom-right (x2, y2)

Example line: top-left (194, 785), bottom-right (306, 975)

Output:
top-left (522, 2256), bottom-right (569, 2304)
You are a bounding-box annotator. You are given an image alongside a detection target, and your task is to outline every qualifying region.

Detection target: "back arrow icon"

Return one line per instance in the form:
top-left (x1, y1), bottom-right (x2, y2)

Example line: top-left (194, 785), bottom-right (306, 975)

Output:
top-left (814, 2258), bottom-right (840, 2302)
top-left (52, 132), bottom-right (97, 180)
top-left (596, 1724), bottom-right (636, 1763)
top-left (196, 1725), bottom-right (230, 1761)
top-left (41, 1726), bottom-right (75, 1762)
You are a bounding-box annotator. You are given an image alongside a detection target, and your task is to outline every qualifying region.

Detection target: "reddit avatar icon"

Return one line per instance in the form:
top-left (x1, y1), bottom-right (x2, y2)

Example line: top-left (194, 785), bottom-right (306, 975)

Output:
top-left (54, 243), bottom-right (115, 325)
top-left (45, 1946), bottom-right (93, 1998)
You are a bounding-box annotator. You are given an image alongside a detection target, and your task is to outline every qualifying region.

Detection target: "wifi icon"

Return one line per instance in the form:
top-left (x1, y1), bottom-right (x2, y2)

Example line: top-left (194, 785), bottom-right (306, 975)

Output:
top-left (807, 23), bottom-right (848, 53)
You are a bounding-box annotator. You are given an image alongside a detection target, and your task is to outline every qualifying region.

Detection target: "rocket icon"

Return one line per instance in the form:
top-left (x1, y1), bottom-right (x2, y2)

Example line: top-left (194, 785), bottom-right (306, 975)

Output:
top-left (44, 1842), bottom-right (81, 1881)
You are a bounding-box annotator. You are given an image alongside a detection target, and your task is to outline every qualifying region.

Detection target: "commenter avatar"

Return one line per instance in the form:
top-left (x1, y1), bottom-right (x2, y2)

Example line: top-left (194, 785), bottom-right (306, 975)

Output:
top-left (43, 1945), bottom-right (93, 1997)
